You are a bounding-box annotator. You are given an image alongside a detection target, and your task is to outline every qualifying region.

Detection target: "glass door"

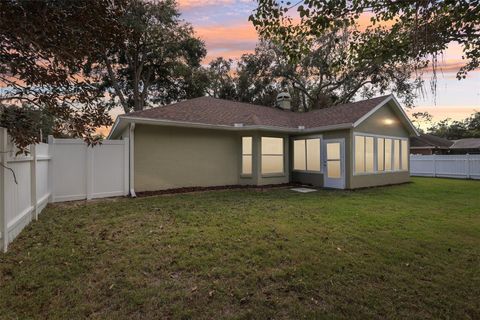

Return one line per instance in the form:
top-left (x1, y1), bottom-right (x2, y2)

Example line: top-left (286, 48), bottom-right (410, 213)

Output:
top-left (323, 139), bottom-right (345, 189)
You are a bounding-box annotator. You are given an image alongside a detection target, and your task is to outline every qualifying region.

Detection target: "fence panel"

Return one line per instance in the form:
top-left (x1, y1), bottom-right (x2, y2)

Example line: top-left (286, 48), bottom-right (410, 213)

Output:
top-left (0, 128), bottom-right (51, 252)
top-left (50, 137), bottom-right (129, 202)
top-left (410, 154), bottom-right (480, 179)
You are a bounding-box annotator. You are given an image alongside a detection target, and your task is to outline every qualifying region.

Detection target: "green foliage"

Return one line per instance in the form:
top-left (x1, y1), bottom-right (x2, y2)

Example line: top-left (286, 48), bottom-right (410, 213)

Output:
top-left (428, 112), bottom-right (480, 139)
top-left (205, 37), bottom-right (421, 110)
top-left (95, 0), bottom-right (207, 113)
top-left (204, 58), bottom-right (237, 100)
top-left (1, 178), bottom-right (479, 318)
top-left (0, 0), bottom-right (125, 151)
top-left (0, 0), bottom-right (206, 149)
top-left (250, 0), bottom-right (480, 79)
top-left (0, 104), bottom-right (55, 147)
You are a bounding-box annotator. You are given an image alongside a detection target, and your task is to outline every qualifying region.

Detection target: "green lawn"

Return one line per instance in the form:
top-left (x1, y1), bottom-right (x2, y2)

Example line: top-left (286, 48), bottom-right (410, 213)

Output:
top-left (1, 178), bottom-right (479, 319)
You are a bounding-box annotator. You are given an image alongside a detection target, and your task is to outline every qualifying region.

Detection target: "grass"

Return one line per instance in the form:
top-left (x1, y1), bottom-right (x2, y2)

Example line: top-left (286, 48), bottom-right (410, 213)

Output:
top-left (0, 177), bottom-right (479, 319)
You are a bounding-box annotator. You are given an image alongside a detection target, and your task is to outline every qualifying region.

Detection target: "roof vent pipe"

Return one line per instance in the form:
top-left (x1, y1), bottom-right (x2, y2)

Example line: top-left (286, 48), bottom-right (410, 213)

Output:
top-left (276, 92), bottom-right (292, 111)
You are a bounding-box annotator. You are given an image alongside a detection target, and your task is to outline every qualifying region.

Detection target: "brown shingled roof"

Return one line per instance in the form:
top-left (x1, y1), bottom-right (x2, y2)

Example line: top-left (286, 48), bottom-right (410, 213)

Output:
top-left (410, 134), bottom-right (453, 148)
top-left (122, 95), bottom-right (391, 129)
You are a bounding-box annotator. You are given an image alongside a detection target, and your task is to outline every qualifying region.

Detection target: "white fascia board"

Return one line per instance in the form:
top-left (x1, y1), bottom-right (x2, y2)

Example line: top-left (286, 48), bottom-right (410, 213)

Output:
top-left (107, 117), bottom-right (122, 140)
top-left (390, 95), bottom-right (420, 136)
top-left (353, 95), bottom-right (419, 137)
top-left (111, 116), bottom-right (353, 135)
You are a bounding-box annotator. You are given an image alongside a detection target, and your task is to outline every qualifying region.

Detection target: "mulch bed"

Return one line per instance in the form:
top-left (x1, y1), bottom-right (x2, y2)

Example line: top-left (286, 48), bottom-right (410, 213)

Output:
top-left (135, 183), bottom-right (303, 197)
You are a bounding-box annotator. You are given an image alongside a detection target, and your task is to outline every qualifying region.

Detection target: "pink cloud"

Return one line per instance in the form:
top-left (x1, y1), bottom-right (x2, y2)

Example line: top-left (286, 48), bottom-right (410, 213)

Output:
top-left (177, 0), bottom-right (234, 8)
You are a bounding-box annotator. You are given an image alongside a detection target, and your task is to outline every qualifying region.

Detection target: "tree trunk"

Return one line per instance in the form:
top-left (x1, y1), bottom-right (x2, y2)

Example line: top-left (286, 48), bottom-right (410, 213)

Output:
top-left (103, 56), bottom-right (129, 113)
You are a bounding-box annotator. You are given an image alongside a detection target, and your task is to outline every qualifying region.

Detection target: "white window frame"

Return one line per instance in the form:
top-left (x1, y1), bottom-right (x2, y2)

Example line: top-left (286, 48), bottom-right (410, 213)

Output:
top-left (353, 132), bottom-right (409, 176)
top-left (292, 135), bottom-right (323, 173)
top-left (261, 136), bottom-right (285, 176)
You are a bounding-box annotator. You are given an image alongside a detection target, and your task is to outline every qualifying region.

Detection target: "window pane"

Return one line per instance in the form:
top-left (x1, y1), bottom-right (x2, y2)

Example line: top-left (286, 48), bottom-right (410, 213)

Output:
top-left (327, 160), bottom-right (341, 178)
top-left (293, 139), bottom-right (306, 170)
top-left (306, 139), bottom-right (321, 171)
top-left (262, 155), bottom-right (283, 174)
top-left (355, 136), bottom-right (365, 173)
top-left (242, 137), bottom-right (252, 155)
top-left (261, 137), bottom-right (283, 155)
top-left (393, 139), bottom-right (400, 170)
top-left (385, 139), bottom-right (392, 171)
top-left (401, 140), bottom-right (408, 170)
top-left (327, 142), bottom-right (340, 160)
top-left (377, 138), bottom-right (385, 171)
top-left (242, 155), bottom-right (252, 175)
top-left (365, 137), bottom-right (374, 173)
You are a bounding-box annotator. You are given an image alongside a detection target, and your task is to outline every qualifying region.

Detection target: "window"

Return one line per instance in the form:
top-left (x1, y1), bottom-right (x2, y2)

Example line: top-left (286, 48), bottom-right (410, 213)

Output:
top-left (393, 139), bottom-right (400, 170)
top-left (377, 138), bottom-right (385, 171)
top-left (365, 137), bottom-right (374, 172)
top-left (385, 138), bottom-right (392, 171)
top-left (241, 137), bottom-right (252, 175)
top-left (293, 140), bottom-right (306, 171)
top-left (401, 140), bottom-right (409, 170)
top-left (354, 134), bottom-right (409, 174)
top-left (293, 138), bottom-right (321, 172)
top-left (354, 135), bottom-right (374, 173)
top-left (261, 137), bottom-right (284, 174)
top-left (355, 136), bottom-right (365, 173)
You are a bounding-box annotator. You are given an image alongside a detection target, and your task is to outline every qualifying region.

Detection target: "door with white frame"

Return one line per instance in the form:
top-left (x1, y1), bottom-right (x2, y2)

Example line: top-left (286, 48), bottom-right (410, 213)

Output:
top-left (323, 139), bottom-right (346, 189)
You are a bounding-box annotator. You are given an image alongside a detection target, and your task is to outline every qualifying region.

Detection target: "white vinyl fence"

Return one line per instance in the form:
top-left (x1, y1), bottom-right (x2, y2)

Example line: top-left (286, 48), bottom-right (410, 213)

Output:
top-left (0, 128), bottom-right (129, 252)
top-left (410, 154), bottom-right (480, 180)
top-left (49, 137), bottom-right (129, 202)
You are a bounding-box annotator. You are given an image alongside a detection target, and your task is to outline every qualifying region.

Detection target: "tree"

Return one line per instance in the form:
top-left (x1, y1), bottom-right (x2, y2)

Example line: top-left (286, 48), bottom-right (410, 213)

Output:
top-left (95, 0), bottom-right (207, 113)
top-left (0, 0), bottom-right (206, 151)
top-left (465, 112), bottom-right (480, 137)
top-left (250, 1), bottom-right (479, 80)
top-left (0, 0), bottom-right (125, 151)
top-left (205, 58), bottom-right (237, 100)
top-left (427, 112), bottom-right (480, 139)
top-left (211, 36), bottom-right (421, 110)
top-left (411, 111), bottom-right (433, 133)
top-left (236, 44), bottom-right (280, 107)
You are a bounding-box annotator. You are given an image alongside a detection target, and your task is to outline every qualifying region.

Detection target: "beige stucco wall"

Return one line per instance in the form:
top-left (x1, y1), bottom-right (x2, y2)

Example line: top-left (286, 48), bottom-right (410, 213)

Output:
top-left (349, 102), bottom-right (411, 189)
top-left (134, 125), bottom-right (240, 192)
top-left (130, 100), bottom-right (413, 192)
top-left (355, 101), bottom-right (410, 136)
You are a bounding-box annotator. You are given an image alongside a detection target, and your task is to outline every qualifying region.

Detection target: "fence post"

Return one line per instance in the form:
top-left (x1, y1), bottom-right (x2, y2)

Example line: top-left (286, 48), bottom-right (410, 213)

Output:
top-left (48, 136), bottom-right (55, 203)
top-left (0, 128), bottom-right (8, 252)
top-left (466, 153), bottom-right (471, 179)
top-left (86, 145), bottom-right (94, 200)
top-left (432, 155), bottom-right (437, 177)
top-left (30, 144), bottom-right (38, 220)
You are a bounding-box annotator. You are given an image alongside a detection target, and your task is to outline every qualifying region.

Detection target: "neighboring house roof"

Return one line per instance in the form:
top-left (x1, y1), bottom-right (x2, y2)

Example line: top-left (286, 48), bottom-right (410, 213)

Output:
top-left (108, 94), bottom-right (418, 138)
top-left (450, 138), bottom-right (480, 149)
top-left (410, 133), bottom-right (453, 149)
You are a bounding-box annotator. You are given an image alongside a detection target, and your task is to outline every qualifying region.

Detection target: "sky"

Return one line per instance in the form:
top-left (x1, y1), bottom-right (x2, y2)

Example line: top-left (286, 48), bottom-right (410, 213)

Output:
top-left (178, 0), bottom-right (480, 123)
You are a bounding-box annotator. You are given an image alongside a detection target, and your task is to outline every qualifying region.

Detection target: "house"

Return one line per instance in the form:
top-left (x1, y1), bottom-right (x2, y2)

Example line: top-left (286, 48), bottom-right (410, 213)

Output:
top-left (410, 133), bottom-right (453, 155)
top-left (449, 138), bottom-right (480, 154)
top-left (108, 94), bottom-right (418, 193)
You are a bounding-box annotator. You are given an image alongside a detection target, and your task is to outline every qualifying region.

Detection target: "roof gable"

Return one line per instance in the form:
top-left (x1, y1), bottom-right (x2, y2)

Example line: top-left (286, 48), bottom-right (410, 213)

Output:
top-left (353, 95), bottom-right (418, 136)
